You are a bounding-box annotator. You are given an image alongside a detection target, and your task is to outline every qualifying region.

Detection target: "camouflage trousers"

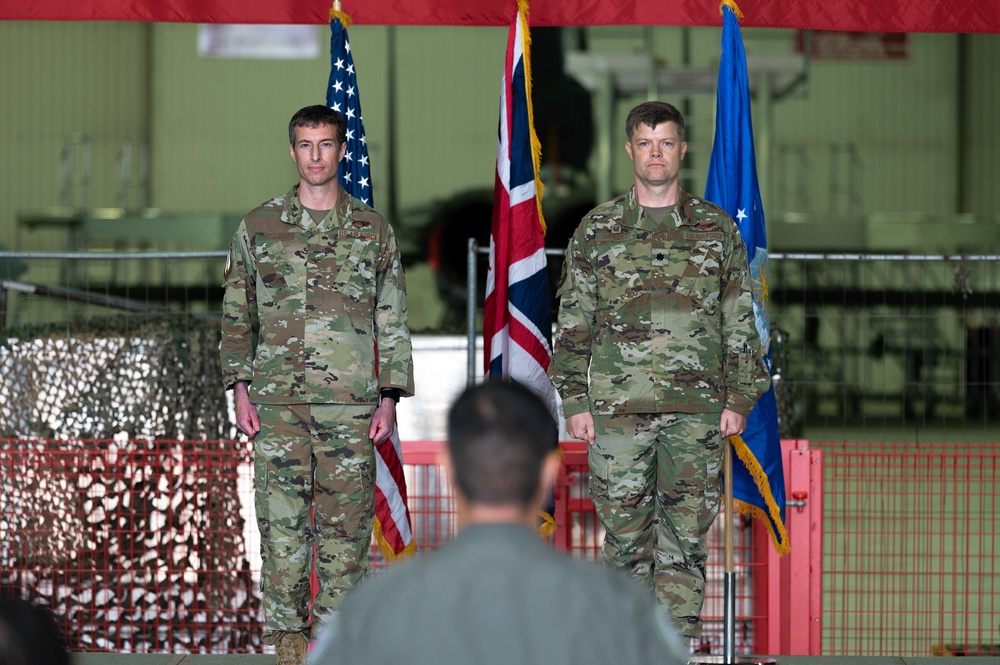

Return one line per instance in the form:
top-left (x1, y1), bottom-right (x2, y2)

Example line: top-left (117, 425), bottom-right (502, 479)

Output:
top-left (254, 403), bottom-right (376, 644)
top-left (590, 410), bottom-right (723, 638)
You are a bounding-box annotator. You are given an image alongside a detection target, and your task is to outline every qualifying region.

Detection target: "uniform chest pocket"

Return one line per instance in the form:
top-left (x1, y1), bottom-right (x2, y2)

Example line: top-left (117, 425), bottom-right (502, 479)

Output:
top-left (592, 237), bottom-right (648, 308)
top-left (677, 234), bottom-right (724, 311)
top-left (328, 235), bottom-right (378, 302)
top-left (254, 234), bottom-right (303, 290)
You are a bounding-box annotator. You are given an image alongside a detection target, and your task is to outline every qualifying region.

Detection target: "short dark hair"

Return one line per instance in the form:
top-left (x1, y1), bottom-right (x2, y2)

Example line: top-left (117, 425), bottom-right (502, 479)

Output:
top-left (447, 381), bottom-right (558, 507)
top-left (288, 105), bottom-right (347, 146)
top-left (625, 101), bottom-right (686, 140)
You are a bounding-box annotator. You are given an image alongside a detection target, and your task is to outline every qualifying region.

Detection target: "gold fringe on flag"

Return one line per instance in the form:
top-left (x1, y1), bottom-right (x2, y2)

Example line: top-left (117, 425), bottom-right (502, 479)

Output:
top-left (537, 510), bottom-right (557, 538)
top-left (729, 433), bottom-right (791, 555)
top-left (719, 0), bottom-right (745, 20)
top-left (517, 0), bottom-right (547, 234)
top-left (373, 516), bottom-right (417, 562)
top-left (535, 443), bottom-right (565, 539)
top-left (330, 3), bottom-right (352, 27)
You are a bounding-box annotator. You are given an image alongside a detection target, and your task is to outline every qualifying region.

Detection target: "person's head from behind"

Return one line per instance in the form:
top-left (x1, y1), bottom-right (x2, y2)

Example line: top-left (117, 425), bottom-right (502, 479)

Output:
top-left (0, 596), bottom-right (70, 665)
top-left (446, 380), bottom-right (559, 523)
top-left (288, 105), bottom-right (347, 146)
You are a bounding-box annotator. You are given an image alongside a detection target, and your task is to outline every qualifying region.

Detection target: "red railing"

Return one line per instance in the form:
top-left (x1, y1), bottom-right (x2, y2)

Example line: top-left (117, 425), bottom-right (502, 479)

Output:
top-left (4, 437), bottom-right (995, 657)
top-left (814, 441), bottom-right (999, 657)
top-left (0, 437), bottom-right (807, 656)
top-left (0, 438), bottom-right (261, 652)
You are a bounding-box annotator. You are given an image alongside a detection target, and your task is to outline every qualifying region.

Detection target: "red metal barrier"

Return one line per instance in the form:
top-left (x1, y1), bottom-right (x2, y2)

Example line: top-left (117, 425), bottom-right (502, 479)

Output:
top-left (0, 438), bottom-right (261, 653)
top-left (752, 439), bottom-right (824, 655)
top-left (815, 441), bottom-right (999, 657)
top-left (13, 437), bottom-right (992, 658)
top-left (0, 439), bottom-right (1000, 656)
top-left (1, 437), bottom-right (783, 655)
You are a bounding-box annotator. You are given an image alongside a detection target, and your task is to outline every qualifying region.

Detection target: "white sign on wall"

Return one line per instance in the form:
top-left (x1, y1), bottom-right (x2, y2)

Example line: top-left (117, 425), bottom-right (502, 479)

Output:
top-left (198, 25), bottom-right (320, 60)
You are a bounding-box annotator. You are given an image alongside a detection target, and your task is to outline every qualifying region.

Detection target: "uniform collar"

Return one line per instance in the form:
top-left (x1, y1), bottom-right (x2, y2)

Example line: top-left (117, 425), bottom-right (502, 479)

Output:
top-left (282, 184), bottom-right (353, 231)
top-left (622, 186), bottom-right (695, 231)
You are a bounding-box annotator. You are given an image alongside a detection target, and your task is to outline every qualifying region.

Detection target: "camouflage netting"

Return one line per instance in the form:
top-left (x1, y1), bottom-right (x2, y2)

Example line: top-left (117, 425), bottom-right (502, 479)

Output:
top-left (0, 316), bottom-right (229, 441)
top-left (0, 315), bottom-right (264, 653)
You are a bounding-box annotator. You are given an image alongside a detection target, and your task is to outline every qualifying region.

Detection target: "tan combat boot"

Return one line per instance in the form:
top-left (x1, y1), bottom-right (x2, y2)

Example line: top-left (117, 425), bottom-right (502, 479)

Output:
top-left (274, 631), bottom-right (308, 665)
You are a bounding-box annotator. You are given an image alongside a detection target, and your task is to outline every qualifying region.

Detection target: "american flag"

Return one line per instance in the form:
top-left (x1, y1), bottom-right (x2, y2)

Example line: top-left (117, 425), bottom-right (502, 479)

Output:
top-left (327, 10), bottom-right (372, 206)
top-left (483, 0), bottom-right (554, 406)
top-left (327, 9), bottom-right (414, 560)
top-left (705, 0), bottom-right (789, 554)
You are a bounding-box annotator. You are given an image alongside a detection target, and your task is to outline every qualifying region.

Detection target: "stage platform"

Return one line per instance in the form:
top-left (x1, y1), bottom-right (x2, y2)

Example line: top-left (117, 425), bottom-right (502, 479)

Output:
top-left (70, 655), bottom-right (1000, 665)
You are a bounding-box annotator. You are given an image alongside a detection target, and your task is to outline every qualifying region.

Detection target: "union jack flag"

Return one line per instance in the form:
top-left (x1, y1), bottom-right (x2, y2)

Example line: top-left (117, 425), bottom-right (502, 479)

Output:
top-left (327, 9), bottom-right (414, 560)
top-left (484, 0), bottom-right (553, 399)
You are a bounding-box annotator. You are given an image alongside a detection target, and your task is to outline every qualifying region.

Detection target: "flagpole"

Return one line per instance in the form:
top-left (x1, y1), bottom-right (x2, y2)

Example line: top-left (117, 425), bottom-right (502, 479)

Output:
top-left (687, 444), bottom-right (776, 665)
top-left (724, 441), bottom-right (736, 663)
top-left (690, 1), bottom-right (786, 660)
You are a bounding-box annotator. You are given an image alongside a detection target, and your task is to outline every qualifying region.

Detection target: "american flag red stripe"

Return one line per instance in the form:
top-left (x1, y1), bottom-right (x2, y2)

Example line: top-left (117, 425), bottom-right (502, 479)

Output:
top-left (373, 426), bottom-right (415, 559)
top-left (483, 0), bottom-right (555, 413)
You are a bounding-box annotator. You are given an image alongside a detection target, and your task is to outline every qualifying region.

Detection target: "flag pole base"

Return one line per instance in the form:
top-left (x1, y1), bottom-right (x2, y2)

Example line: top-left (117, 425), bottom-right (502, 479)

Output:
top-left (688, 656), bottom-right (778, 665)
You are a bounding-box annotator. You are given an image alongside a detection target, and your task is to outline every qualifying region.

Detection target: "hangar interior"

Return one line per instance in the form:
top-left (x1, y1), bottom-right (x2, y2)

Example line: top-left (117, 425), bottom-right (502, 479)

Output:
top-left (1, 23), bottom-right (999, 432)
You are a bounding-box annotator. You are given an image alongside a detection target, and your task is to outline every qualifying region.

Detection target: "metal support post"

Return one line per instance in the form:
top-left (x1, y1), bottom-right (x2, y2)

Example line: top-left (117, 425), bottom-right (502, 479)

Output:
top-left (466, 237), bottom-right (478, 386)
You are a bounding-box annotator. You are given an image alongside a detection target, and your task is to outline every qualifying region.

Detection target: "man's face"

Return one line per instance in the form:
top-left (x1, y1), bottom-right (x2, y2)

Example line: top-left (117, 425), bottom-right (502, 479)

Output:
top-left (624, 121), bottom-right (687, 189)
top-left (289, 123), bottom-right (346, 189)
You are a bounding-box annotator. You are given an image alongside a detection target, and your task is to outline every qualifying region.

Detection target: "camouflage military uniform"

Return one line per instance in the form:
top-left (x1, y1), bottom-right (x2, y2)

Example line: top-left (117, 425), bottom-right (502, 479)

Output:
top-left (220, 184), bottom-right (413, 643)
top-left (549, 187), bottom-right (769, 638)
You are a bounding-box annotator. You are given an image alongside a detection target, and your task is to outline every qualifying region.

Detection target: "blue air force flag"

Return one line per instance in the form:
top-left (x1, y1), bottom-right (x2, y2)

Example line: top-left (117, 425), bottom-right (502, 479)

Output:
top-left (705, 0), bottom-right (790, 554)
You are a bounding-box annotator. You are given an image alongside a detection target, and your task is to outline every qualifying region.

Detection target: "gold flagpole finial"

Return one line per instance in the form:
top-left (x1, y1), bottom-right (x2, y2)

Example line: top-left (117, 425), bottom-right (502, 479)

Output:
top-left (330, 0), bottom-right (351, 26)
top-left (719, 0), bottom-right (744, 19)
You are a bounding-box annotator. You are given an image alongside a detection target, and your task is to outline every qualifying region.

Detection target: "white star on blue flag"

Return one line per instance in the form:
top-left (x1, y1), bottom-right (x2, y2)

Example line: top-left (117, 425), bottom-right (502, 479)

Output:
top-left (704, 1), bottom-right (788, 554)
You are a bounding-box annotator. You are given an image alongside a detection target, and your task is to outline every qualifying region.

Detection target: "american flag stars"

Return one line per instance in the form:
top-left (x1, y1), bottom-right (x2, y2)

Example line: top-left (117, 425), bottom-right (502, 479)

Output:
top-left (326, 18), bottom-right (372, 205)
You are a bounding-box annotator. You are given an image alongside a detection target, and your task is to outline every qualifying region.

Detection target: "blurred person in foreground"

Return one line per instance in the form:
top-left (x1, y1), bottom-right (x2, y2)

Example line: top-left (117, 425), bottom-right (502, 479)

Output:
top-left (311, 380), bottom-right (687, 665)
top-left (549, 100), bottom-right (770, 642)
top-left (220, 104), bottom-right (413, 665)
top-left (0, 596), bottom-right (71, 665)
